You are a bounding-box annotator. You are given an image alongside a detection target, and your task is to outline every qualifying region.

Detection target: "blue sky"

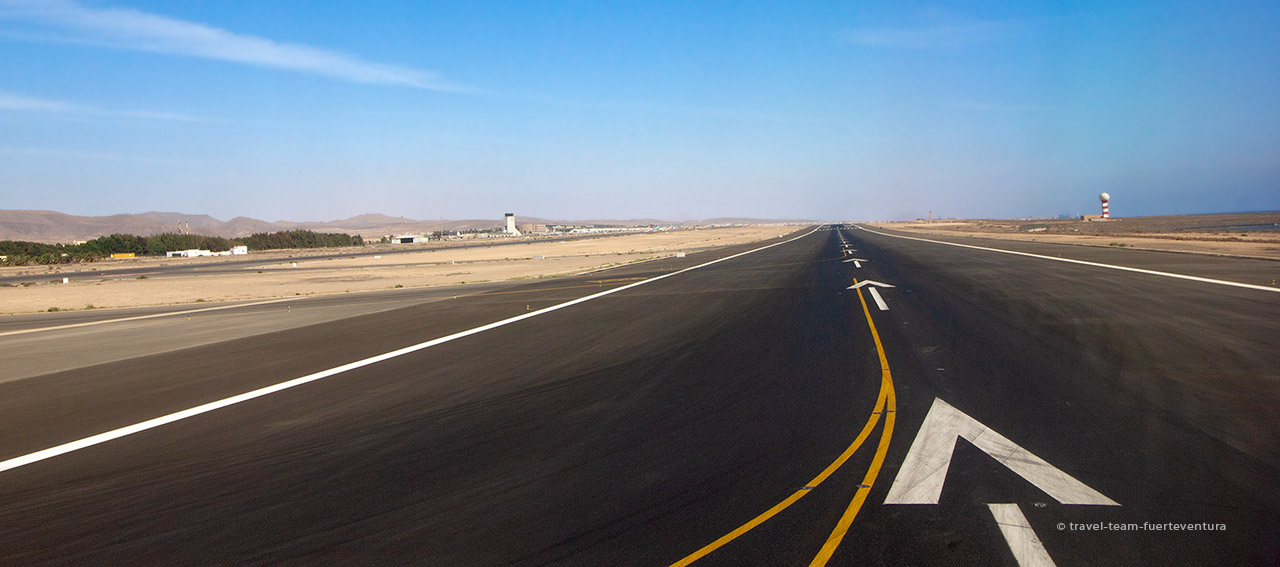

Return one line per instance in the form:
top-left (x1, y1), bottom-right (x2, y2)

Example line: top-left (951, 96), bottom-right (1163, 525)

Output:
top-left (1, 0), bottom-right (1277, 222)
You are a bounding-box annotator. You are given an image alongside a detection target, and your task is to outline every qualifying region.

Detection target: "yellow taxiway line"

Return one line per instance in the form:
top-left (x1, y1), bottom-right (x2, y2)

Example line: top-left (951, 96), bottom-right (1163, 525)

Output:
top-left (670, 278), bottom-right (897, 566)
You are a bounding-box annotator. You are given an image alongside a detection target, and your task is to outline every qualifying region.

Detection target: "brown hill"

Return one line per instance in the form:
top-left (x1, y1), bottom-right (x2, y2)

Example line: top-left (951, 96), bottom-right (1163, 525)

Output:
top-left (221, 216), bottom-right (285, 236)
top-left (136, 211), bottom-right (224, 231)
top-left (0, 210), bottom-right (180, 242)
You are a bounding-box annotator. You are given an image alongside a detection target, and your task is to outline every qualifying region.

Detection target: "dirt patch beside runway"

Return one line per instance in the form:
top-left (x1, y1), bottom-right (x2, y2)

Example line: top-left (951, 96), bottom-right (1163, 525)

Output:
top-left (872, 212), bottom-right (1280, 260)
top-left (0, 226), bottom-right (799, 314)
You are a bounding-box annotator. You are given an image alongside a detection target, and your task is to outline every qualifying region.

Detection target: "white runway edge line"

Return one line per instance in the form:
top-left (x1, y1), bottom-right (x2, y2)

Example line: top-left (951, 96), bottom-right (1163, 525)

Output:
top-left (0, 297), bottom-right (298, 338)
top-left (856, 226), bottom-right (1280, 294)
top-left (0, 228), bottom-right (819, 475)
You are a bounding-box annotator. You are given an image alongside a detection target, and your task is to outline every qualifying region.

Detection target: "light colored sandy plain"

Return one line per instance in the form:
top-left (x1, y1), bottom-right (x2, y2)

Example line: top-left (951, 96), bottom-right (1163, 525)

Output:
top-left (872, 221), bottom-right (1280, 260)
top-left (1, 226), bottom-right (797, 314)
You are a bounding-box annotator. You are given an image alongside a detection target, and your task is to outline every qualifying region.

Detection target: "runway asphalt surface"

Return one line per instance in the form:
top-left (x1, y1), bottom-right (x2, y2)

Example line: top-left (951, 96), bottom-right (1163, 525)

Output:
top-left (0, 225), bottom-right (1275, 565)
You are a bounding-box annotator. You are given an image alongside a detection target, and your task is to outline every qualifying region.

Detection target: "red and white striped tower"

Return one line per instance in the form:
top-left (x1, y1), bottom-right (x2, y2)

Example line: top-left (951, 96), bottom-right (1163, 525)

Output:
top-left (1099, 192), bottom-right (1111, 220)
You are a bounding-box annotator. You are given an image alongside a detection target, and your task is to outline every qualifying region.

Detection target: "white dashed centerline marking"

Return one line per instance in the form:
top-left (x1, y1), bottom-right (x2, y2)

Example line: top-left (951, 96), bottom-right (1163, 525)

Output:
top-left (988, 503), bottom-right (1058, 567)
top-left (868, 287), bottom-right (888, 310)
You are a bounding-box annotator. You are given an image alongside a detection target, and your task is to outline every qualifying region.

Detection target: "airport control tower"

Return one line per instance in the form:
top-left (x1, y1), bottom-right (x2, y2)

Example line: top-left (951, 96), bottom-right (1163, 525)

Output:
top-left (505, 213), bottom-right (521, 235)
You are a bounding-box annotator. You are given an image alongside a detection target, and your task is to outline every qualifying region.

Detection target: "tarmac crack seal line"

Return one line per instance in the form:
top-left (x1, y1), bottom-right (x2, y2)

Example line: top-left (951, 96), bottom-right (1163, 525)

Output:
top-left (669, 275), bottom-right (897, 567)
top-left (0, 228), bottom-right (819, 475)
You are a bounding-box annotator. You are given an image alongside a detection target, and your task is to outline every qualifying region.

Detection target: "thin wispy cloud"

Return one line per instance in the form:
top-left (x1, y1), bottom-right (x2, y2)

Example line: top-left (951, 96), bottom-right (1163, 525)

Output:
top-left (0, 90), bottom-right (78, 112)
top-left (0, 90), bottom-right (202, 121)
top-left (0, 0), bottom-right (468, 92)
top-left (844, 18), bottom-right (1014, 49)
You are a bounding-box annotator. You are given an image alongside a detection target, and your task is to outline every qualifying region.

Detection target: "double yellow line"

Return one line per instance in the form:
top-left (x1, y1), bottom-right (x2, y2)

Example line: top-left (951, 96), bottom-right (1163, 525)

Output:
top-left (809, 281), bottom-right (898, 566)
top-left (670, 280), bottom-right (897, 566)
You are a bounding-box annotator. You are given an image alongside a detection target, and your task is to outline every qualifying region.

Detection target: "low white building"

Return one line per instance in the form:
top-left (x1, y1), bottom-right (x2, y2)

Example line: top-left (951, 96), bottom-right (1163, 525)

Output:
top-left (391, 234), bottom-right (428, 244)
top-left (166, 246), bottom-right (249, 258)
top-left (167, 249), bottom-right (211, 258)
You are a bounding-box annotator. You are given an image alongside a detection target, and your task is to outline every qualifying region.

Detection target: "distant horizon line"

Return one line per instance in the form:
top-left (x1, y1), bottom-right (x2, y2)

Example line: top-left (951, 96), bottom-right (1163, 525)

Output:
top-left (3, 208), bottom-right (1277, 226)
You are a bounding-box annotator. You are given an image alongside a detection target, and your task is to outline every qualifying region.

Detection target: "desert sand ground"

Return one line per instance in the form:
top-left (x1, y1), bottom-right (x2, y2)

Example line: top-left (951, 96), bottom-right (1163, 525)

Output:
top-left (872, 212), bottom-right (1280, 260)
top-left (0, 226), bottom-right (797, 314)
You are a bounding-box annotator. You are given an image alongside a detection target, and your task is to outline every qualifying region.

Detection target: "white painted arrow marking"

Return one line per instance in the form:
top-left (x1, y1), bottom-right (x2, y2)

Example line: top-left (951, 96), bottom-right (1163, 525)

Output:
top-left (847, 280), bottom-right (894, 289)
top-left (989, 504), bottom-right (1057, 567)
top-left (842, 258), bottom-right (867, 268)
top-left (884, 397), bottom-right (1118, 505)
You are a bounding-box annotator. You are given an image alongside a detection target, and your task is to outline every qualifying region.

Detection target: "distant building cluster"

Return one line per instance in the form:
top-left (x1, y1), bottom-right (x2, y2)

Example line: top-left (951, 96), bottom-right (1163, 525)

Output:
top-left (377, 212), bottom-right (690, 244)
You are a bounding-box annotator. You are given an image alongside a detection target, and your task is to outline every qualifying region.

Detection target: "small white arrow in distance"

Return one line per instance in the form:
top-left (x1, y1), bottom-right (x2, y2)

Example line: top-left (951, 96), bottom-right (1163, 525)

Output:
top-left (847, 280), bottom-right (893, 310)
top-left (842, 257), bottom-right (868, 267)
top-left (847, 280), bottom-right (893, 289)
